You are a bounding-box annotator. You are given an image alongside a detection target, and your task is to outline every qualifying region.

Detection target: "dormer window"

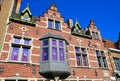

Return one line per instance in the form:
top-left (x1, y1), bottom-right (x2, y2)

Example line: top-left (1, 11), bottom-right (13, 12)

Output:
top-left (21, 13), bottom-right (31, 21)
top-left (48, 19), bottom-right (61, 30)
top-left (92, 32), bottom-right (99, 40)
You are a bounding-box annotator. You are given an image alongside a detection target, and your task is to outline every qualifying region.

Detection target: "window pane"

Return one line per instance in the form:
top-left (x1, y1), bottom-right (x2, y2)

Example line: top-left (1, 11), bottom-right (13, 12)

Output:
top-left (48, 20), bottom-right (53, 28)
top-left (96, 50), bottom-right (99, 56)
top-left (59, 48), bottom-right (64, 61)
top-left (59, 40), bottom-right (63, 46)
top-left (14, 37), bottom-right (20, 43)
top-left (102, 57), bottom-right (107, 67)
top-left (101, 51), bottom-right (104, 56)
top-left (11, 46), bottom-right (19, 60)
top-left (97, 57), bottom-right (102, 67)
top-left (21, 48), bottom-right (29, 62)
top-left (52, 47), bottom-right (57, 61)
top-left (81, 48), bottom-right (86, 54)
top-left (75, 47), bottom-right (80, 53)
top-left (96, 33), bottom-right (99, 39)
top-left (55, 21), bottom-right (60, 30)
top-left (114, 58), bottom-right (120, 71)
top-left (82, 55), bottom-right (88, 66)
top-left (42, 48), bottom-right (49, 61)
top-left (76, 54), bottom-right (81, 66)
top-left (24, 39), bottom-right (30, 45)
top-left (52, 39), bottom-right (57, 46)
top-left (42, 40), bottom-right (49, 46)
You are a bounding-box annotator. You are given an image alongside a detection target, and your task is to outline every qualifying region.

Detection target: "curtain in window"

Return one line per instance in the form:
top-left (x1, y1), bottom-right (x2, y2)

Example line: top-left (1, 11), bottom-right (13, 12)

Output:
top-left (52, 47), bottom-right (57, 61)
top-left (76, 54), bottom-right (81, 66)
top-left (42, 48), bottom-right (49, 61)
top-left (11, 47), bottom-right (19, 60)
top-left (59, 48), bottom-right (64, 61)
top-left (22, 48), bottom-right (29, 61)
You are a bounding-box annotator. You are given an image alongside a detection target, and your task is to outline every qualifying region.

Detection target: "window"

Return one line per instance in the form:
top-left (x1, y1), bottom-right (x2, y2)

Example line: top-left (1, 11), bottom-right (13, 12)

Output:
top-left (21, 13), bottom-right (31, 21)
top-left (75, 47), bottom-right (88, 67)
top-left (96, 50), bottom-right (107, 68)
top-left (48, 19), bottom-right (61, 30)
top-left (41, 38), bottom-right (65, 61)
top-left (92, 32), bottom-right (99, 40)
top-left (10, 36), bottom-right (31, 62)
top-left (114, 58), bottom-right (120, 71)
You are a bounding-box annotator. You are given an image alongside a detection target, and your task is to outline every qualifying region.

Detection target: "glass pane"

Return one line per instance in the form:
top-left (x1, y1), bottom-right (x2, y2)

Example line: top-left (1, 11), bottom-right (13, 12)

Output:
top-left (82, 55), bottom-right (88, 66)
top-left (97, 57), bottom-right (102, 67)
top-left (102, 57), bottom-right (107, 67)
top-left (59, 40), bottom-right (63, 46)
top-left (101, 51), bottom-right (104, 56)
top-left (48, 20), bottom-right (53, 28)
top-left (24, 39), bottom-right (30, 45)
top-left (96, 50), bottom-right (99, 56)
top-left (55, 21), bottom-right (60, 30)
top-left (75, 47), bottom-right (80, 53)
top-left (14, 37), bottom-right (20, 43)
top-left (21, 48), bottom-right (29, 62)
top-left (52, 39), bottom-right (57, 46)
top-left (11, 46), bottom-right (19, 60)
top-left (42, 47), bottom-right (49, 61)
top-left (76, 54), bottom-right (81, 66)
top-left (81, 48), bottom-right (86, 54)
top-left (59, 48), bottom-right (64, 61)
top-left (42, 40), bottom-right (49, 46)
top-left (52, 47), bottom-right (57, 61)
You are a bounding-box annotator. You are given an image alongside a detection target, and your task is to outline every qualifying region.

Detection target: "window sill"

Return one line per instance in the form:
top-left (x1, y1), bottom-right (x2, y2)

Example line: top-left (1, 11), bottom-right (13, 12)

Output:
top-left (48, 28), bottom-right (61, 31)
top-left (98, 67), bottom-right (109, 70)
top-left (8, 60), bottom-right (30, 64)
top-left (72, 66), bottom-right (90, 69)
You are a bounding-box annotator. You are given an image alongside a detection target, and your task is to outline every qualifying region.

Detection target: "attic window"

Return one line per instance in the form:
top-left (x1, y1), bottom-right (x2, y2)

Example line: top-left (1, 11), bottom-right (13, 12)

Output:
top-left (21, 13), bottom-right (31, 21)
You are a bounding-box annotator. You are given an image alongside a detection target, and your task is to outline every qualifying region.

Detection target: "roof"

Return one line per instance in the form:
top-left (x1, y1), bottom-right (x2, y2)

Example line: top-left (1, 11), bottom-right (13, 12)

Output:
top-left (105, 39), bottom-right (115, 48)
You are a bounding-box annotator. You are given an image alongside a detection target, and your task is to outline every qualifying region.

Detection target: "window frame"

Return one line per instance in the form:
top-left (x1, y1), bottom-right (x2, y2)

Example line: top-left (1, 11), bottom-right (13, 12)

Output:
top-left (9, 36), bottom-right (31, 63)
top-left (48, 19), bottom-right (61, 30)
top-left (41, 38), bottom-right (66, 62)
top-left (75, 47), bottom-right (89, 67)
top-left (92, 32), bottom-right (99, 40)
top-left (113, 58), bottom-right (120, 71)
top-left (96, 50), bottom-right (108, 68)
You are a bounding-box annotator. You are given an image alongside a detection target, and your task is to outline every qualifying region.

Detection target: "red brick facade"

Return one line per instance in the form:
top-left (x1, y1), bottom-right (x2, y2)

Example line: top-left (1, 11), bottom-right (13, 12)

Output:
top-left (0, 2), bottom-right (117, 81)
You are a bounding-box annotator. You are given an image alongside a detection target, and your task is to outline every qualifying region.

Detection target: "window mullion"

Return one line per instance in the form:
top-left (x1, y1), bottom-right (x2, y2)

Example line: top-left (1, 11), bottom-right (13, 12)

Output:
top-left (57, 40), bottom-right (59, 61)
top-left (49, 38), bottom-right (52, 61)
top-left (19, 46), bottom-right (22, 62)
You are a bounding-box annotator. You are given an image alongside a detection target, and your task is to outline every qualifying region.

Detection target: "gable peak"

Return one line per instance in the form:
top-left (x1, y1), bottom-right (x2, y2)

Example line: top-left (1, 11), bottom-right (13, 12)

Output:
top-left (49, 3), bottom-right (57, 11)
top-left (21, 6), bottom-right (32, 15)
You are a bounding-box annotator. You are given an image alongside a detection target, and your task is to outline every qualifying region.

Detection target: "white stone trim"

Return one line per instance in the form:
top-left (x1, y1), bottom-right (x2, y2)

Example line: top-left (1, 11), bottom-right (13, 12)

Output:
top-left (109, 48), bottom-right (120, 53)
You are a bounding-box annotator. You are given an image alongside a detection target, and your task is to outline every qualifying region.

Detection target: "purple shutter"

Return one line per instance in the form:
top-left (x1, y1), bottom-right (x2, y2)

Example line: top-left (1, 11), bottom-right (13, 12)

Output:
top-left (42, 40), bottom-right (48, 46)
top-left (42, 48), bottom-right (49, 61)
top-left (76, 54), bottom-right (81, 66)
top-left (11, 47), bottom-right (19, 60)
top-left (59, 48), bottom-right (64, 61)
top-left (14, 38), bottom-right (20, 44)
top-left (59, 41), bottom-right (63, 46)
top-left (24, 39), bottom-right (30, 45)
top-left (21, 48), bottom-right (29, 61)
top-left (52, 47), bottom-right (57, 61)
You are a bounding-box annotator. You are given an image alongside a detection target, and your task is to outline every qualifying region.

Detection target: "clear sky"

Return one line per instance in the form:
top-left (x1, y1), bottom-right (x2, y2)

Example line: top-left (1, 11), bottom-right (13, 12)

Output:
top-left (20, 0), bottom-right (120, 42)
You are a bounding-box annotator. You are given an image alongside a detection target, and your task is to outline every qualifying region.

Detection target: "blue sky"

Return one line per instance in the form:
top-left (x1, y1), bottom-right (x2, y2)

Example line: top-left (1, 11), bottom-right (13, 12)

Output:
top-left (20, 0), bottom-right (120, 42)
